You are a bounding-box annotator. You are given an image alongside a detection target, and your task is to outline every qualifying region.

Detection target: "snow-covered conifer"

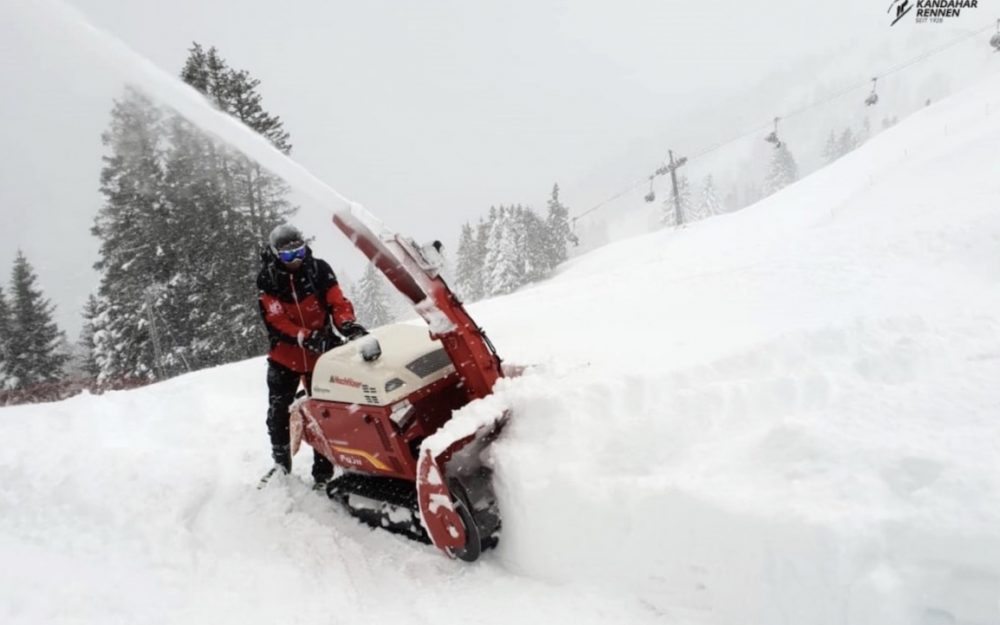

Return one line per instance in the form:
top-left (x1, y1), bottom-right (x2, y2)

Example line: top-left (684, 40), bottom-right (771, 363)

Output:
top-left (455, 223), bottom-right (482, 301)
top-left (837, 128), bottom-right (858, 157)
top-left (91, 45), bottom-right (297, 383)
top-left (693, 175), bottom-right (721, 221)
top-left (91, 86), bottom-right (167, 383)
top-left (764, 143), bottom-right (799, 195)
top-left (0, 285), bottom-right (12, 392)
top-left (354, 263), bottom-right (395, 328)
top-left (860, 118), bottom-right (872, 144)
top-left (518, 205), bottom-right (549, 282)
top-left (165, 43), bottom-right (295, 369)
top-left (822, 130), bottom-right (839, 164)
top-left (78, 294), bottom-right (103, 381)
top-left (6, 252), bottom-right (67, 392)
top-left (474, 215), bottom-right (491, 280)
top-left (544, 184), bottom-right (576, 269)
top-left (483, 207), bottom-right (525, 297)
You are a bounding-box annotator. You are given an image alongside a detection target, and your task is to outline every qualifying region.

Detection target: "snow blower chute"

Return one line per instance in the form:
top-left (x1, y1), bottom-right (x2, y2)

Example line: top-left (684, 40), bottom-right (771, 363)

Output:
top-left (288, 206), bottom-right (507, 561)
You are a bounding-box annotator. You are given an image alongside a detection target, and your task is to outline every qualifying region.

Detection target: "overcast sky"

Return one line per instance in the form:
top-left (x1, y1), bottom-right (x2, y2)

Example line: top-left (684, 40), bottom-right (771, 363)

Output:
top-left (0, 0), bottom-right (994, 337)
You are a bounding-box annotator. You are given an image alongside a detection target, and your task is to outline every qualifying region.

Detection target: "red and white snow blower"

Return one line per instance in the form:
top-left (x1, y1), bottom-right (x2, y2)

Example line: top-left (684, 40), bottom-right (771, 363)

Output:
top-left (287, 207), bottom-right (507, 561)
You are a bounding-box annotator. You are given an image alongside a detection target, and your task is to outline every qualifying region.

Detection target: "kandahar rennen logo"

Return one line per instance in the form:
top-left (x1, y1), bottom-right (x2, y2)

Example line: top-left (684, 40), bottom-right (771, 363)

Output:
top-left (889, 0), bottom-right (914, 24)
top-left (888, 0), bottom-right (978, 26)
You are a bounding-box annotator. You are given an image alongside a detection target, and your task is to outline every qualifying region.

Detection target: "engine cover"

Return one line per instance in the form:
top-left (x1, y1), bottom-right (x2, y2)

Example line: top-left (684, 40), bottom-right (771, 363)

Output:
top-left (311, 323), bottom-right (456, 407)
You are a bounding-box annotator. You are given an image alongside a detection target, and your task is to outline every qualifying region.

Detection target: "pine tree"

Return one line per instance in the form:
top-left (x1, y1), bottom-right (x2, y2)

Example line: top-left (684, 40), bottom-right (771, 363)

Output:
top-left (764, 143), bottom-right (799, 195)
top-left (483, 206), bottom-right (525, 297)
top-left (455, 222), bottom-right (482, 301)
top-left (354, 263), bottom-right (394, 328)
top-left (473, 209), bottom-right (497, 297)
top-left (822, 130), bottom-right (839, 164)
top-left (837, 128), bottom-right (857, 157)
top-left (6, 252), bottom-right (67, 391)
top-left (474, 214), bottom-right (491, 282)
top-left (544, 183), bottom-right (576, 269)
top-left (79, 294), bottom-right (102, 381)
top-left (693, 175), bottom-right (721, 221)
top-left (157, 113), bottom-right (224, 375)
top-left (860, 118), bottom-right (872, 144)
top-left (518, 205), bottom-right (549, 282)
top-left (91, 86), bottom-right (167, 383)
top-left (0, 285), bottom-right (12, 391)
top-left (91, 45), bottom-right (296, 384)
top-left (168, 43), bottom-right (295, 369)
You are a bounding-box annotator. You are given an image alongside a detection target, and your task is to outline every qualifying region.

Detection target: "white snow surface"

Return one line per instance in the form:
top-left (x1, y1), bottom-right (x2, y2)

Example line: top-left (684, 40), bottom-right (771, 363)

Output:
top-left (6, 73), bottom-right (1000, 624)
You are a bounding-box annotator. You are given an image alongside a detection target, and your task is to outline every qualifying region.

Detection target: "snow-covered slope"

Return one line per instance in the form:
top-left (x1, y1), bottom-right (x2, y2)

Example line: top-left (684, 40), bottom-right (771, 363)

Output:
top-left (5, 71), bottom-right (1000, 625)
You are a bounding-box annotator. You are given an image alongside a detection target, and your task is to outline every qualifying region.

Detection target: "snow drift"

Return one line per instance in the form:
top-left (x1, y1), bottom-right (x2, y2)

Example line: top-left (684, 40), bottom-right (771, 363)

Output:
top-left (4, 71), bottom-right (1000, 625)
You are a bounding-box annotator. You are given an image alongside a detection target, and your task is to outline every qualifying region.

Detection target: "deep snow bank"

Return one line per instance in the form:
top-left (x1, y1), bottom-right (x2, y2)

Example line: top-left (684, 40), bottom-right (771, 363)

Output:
top-left (4, 72), bottom-right (1000, 624)
top-left (468, 69), bottom-right (1000, 624)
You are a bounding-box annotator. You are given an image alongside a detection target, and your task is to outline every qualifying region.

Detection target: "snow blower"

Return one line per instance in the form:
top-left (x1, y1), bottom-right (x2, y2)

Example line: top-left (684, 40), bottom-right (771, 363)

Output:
top-left (287, 206), bottom-right (507, 561)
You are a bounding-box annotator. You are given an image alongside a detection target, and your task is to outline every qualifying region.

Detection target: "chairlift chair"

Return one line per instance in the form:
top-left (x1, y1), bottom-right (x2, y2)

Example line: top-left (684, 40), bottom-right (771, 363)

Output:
top-left (865, 77), bottom-right (879, 106)
top-left (764, 117), bottom-right (782, 148)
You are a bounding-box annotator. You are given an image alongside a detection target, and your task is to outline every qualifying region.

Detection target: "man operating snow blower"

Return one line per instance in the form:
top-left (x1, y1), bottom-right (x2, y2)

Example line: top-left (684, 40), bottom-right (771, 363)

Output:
top-left (256, 224), bottom-right (371, 488)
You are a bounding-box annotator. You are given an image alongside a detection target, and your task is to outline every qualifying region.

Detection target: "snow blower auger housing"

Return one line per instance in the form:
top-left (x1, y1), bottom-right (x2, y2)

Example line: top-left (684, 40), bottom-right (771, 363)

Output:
top-left (289, 205), bottom-right (507, 561)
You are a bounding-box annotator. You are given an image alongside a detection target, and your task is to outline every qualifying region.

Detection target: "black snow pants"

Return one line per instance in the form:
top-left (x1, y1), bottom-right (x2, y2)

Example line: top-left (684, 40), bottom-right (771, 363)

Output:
top-left (266, 359), bottom-right (334, 481)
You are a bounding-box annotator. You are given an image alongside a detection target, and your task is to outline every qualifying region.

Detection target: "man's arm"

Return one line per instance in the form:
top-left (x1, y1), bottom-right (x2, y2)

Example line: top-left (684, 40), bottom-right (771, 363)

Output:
top-left (314, 259), bottom-right (358, 327)
top-left (258, 294), bottom-right (309, 344)
top-left (326, 283), bottom-right (357, 327)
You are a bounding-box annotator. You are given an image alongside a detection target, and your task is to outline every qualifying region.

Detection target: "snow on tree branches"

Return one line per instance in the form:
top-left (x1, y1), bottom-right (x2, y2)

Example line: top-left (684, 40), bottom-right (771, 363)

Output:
top-left (4, 252), bottom-right (68, 396)
top-left (455, 185), bottom-right (576, 302)
top-left (87, 44), bottom-right (296, 384)
top-left (764, 143), bottom-right (799, 195)
top-left (354, 263), bottom-right (395, 328)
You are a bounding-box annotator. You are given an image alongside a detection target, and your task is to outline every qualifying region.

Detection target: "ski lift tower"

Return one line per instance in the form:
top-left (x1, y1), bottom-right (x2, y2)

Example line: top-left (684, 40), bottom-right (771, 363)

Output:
top-left (667, 150), bottom-right (688, 226)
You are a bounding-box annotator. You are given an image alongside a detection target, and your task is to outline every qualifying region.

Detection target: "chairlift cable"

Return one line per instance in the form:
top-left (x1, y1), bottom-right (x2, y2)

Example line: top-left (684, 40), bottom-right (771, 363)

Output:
top-left (573, 21), bottom-right (995, 223)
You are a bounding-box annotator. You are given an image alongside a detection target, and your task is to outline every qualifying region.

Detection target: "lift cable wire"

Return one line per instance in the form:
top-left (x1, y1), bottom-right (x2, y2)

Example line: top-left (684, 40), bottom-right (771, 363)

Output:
top-left (572, 21), bottom-right (996, 224)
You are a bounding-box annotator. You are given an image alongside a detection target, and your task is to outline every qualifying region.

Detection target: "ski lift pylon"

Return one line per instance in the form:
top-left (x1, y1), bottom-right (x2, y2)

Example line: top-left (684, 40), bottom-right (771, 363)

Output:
top-left (865, 77), bottom-right (879, 106)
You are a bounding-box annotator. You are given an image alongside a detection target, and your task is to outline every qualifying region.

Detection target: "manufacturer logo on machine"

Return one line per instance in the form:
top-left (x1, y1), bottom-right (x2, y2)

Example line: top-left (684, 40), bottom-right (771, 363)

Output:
top-left (330, 376), bottom-right (363, 388)
top-left (337, 454), bottom-right (364, 467)
top-left (888, 0), bottom-right (978, 26)
top-left (331, 445), bottom-right (390, 470)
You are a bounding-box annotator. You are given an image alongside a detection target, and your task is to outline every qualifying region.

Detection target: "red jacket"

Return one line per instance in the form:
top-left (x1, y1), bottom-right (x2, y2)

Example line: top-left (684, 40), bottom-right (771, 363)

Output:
top-left (257, 250), bottom-right (356, 373)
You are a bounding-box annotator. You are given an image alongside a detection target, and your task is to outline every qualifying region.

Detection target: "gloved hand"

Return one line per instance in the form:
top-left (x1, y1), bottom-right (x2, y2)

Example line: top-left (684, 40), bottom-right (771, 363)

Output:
top-left (301, 330), bottom-right (329, 354)
top-left (339, 321), bottom-right (369, 341)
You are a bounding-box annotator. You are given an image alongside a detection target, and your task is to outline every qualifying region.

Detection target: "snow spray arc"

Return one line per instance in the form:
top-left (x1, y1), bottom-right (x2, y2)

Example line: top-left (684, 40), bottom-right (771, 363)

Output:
top-left (14, 0), bottom-right (356, 216)
top-left (888, 0), bottom-right (979, 26)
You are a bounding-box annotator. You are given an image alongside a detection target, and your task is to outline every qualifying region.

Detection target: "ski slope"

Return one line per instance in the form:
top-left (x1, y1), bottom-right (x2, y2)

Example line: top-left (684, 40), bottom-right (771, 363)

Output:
top-left (4, 71), bottom-right (1000, 625)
